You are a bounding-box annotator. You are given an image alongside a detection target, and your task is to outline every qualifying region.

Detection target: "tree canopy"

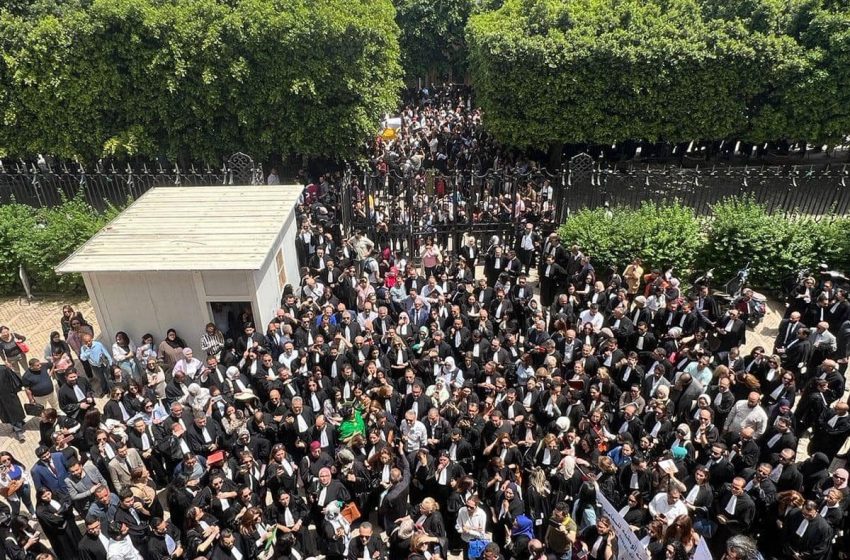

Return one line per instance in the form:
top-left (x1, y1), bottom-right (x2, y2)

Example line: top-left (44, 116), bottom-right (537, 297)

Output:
top-left (393, 0), bottom-right (474, 82)
top-left (0, 0), bottom-right (402, 162)
top-left (466, 0), bottom-right (850, 148)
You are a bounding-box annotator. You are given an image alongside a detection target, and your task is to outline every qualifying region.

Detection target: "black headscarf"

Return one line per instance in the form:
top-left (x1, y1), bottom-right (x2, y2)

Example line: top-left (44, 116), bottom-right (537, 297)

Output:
top-left (164, 329), bottom-right (187, 349)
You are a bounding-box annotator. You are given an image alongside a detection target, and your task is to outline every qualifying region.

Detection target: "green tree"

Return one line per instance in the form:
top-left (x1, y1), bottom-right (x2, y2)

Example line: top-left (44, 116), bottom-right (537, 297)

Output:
top-left (466, 0), bottom-right (849, 151)
top-left (394, 0), bottom-right (474, 82)
top-left (0, 0), bottom-right (402, 162)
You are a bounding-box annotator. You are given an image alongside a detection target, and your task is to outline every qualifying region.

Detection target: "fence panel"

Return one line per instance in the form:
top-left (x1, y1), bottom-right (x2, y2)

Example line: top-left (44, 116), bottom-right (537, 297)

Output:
top-left (0, 157), bottom-right (247, 210)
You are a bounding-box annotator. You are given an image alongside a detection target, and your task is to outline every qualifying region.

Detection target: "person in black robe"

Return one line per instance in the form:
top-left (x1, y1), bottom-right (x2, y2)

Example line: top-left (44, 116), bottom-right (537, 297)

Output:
top-left (321, 501), bottom-right (351, 560)
top-left (79, 516), bottom-right (108, 560)
top-left (148, 516), bottom-right (183, 560)
top-left (346, 522), bottom-right (386, 560)
top-left (34, 487), bottom-right (82, 560)
top-left (0, 364), bottom-right (26, 442)
top-left (781, 501), bottom-right (833, 560)
top-left (209, 528), bottom-right (249, 560)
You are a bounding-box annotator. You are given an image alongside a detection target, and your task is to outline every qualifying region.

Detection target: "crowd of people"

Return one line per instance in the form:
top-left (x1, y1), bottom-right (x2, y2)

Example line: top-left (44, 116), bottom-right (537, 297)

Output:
top-left (0, 88), bottom-right (846, 560)
top-left (333, 85), bottom-right (561, 253)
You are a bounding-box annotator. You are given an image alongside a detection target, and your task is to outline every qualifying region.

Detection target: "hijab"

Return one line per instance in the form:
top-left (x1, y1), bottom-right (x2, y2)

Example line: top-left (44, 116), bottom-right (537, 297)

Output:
top-left (512, 515), bottom-right (535, 541)
top-left (165, 329), bottom-right (186, 349)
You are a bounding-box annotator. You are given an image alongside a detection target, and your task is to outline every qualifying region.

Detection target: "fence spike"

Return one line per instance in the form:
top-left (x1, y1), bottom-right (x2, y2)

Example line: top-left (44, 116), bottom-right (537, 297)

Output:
top-left (61, 162), bottom-right (69, 174)
top-left (142, 163), bottom-right (149, 174)
top-left (0, 160), bottom-right (4, 173)
top-left (126, 164), bottom-right (133, 174)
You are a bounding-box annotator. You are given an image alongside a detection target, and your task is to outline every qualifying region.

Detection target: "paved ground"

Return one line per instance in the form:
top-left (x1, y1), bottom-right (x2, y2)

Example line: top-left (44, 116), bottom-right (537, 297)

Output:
top-left (1, 295), bottom-right (99, 467)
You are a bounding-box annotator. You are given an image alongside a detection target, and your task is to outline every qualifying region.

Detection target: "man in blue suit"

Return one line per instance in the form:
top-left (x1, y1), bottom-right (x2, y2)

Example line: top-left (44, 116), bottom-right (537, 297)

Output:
top-left (31, 445), bottom-right (69, 496)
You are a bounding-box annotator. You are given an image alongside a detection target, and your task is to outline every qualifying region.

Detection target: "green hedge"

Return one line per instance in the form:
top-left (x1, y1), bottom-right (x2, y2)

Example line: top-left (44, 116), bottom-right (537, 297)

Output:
top-left (558, 201), bottom-right (704, 276)
top-left (558, 197), bottom-right (850, 291)
top-left (0, 197), bottom-right (118, 295)
top-left (700, 196), bottom-right (850, 289)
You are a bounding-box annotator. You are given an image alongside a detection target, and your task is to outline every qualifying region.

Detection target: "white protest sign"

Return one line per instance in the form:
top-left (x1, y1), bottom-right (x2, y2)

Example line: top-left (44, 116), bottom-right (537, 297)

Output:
top-left (693, 537), bottom-right (712, 560)
top-left (596, 489), bottom-right (649, 560)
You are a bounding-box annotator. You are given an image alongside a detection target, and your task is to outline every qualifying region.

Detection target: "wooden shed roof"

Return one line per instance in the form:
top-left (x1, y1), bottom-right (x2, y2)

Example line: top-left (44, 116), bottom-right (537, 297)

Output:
top-left (56, 185), bottom-right (302, 273)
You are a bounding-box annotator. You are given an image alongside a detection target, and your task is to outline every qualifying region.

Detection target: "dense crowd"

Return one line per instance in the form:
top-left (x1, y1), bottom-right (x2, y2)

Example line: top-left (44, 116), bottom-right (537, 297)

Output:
top-left (0, 89), bottom-right (847, 560)
top-left (336, 86), bottom-right (560, 253)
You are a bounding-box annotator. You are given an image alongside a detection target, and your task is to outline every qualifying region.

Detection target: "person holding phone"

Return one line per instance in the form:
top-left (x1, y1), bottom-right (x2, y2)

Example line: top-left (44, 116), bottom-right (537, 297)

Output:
top-left (578, 517), bottom-right (617, 560)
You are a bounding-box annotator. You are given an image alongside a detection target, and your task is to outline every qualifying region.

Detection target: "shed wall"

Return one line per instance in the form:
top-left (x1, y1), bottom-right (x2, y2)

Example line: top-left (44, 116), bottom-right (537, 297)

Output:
top-left (253, 205), bottom-right (300, 328)
top-left (87, 271), bottom-right (206, 345)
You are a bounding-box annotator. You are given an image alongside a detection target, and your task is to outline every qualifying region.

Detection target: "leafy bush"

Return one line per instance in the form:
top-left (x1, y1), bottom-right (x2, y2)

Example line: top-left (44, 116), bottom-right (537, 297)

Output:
top-left (0, 196), bottom-right (118, 295)
top-left (698, 196), bottom-right (781, 287)
top-left (557, 207), bottom-right (625, 270)
top-left (700, 196), bottom-right (850, 290)
top-left (560, 196), bottom-right (850, 291)
top-left (558, 201), bottom-right (703, 275)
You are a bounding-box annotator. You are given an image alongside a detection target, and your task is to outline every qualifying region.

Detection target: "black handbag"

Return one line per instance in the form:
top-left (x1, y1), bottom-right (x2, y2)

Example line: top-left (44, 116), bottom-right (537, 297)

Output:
top-left (24, 402), bottom-right (44, 416)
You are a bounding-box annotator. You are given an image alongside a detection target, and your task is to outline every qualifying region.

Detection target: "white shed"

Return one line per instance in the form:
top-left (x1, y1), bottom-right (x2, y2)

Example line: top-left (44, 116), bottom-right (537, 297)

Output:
top-left (56, 185), bottom-right (302, 345)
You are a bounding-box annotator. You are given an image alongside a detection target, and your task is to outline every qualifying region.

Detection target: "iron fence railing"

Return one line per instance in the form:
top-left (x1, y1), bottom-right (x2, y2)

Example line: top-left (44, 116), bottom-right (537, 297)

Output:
top-left (0, 153), bottom-right (264, 211)
top-left (340, 156), bottom-right (850, 256)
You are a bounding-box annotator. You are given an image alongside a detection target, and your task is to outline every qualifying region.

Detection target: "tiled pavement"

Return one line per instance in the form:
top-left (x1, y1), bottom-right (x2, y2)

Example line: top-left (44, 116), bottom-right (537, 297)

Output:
top-left (0, 296), bottom-right (99, 467)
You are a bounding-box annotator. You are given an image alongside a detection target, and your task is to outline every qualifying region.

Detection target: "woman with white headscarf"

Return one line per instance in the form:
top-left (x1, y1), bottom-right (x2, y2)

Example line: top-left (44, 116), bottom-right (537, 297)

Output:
top-left (670, 423), bottom-right (695, 464)
top-left (426, 378), bottom-right (451, 407)
top-left (225, 365), bottom-right (255, 404)
top-left (691, 394), bottom-right (713, 421)
top-left (439, 356), bottom-right (464, 389)
top-left (185, 383), bottom-right (211, 414)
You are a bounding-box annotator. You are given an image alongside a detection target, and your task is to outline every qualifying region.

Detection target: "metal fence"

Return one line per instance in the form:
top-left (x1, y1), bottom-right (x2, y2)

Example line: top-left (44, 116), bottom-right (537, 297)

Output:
top-left (4, 151), bottom-right (848, 228)
top-left (0, 153), bottom-right (264, 211)
top-left (593, 163), bottom-right (850, 218)
top-left (341, 154), bottom-right (850, 257)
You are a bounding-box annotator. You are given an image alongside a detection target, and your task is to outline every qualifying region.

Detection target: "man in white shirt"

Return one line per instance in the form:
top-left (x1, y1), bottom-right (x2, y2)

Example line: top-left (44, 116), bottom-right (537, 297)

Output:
top-left (106, 521), bottom-right (143, 560)
top-left (648, 486), bottom-right (689, 527)
top-left (724, 392), bottom-right (769, 438)
top-left (400, 410), bottom-right (428, 459)
top-left (578, 304), bottom-right (604, 332)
